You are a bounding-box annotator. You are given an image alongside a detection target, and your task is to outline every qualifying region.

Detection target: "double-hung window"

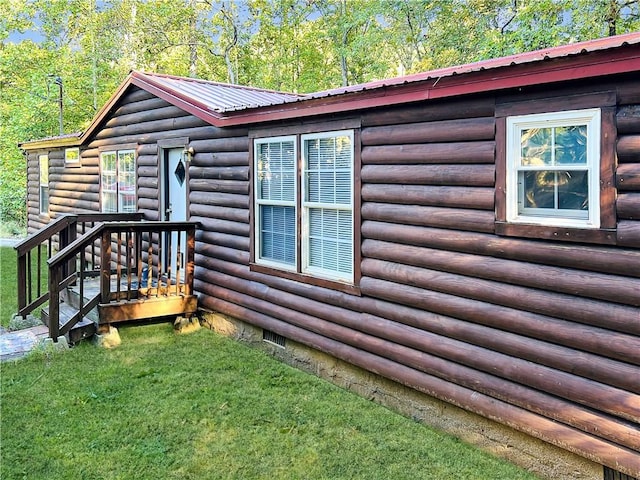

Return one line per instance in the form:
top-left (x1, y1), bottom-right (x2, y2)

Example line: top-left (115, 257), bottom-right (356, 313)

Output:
top-left (39, 154), bottom-right (49, 215)
top-left (505, 109), bottom-right (601, 229)
top-left (100, 149), bottom-right (136, 213)
top-left (254, 130), bottom-right (355, 284)
top-left (255, 137), bottom-right (297, 268)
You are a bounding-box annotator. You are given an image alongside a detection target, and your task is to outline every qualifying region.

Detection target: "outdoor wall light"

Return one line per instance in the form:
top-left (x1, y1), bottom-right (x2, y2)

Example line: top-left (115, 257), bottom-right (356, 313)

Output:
top-left (183, 146), bottom-right (195, 163)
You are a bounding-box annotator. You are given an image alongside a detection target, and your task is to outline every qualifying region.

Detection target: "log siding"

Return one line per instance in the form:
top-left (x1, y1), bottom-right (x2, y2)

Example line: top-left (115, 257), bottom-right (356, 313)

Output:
top-left (22, 68), bottom-right (640, 476)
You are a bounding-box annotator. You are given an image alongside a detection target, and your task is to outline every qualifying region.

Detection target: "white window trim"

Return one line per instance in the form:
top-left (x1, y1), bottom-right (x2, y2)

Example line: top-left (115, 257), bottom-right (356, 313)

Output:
top-left (38, 154), bottom-right (49, 215)
top-left (65, 147), bottom-right (80, 164)
top-left (253, 135), bottom-right (298, 273)
top-left (505, 108), bottom-right (601, 229)
top-left (253, 130), bottom-right (355, 284)
top-left (301, 130), bottom-right (354, 283)
top-left (100, 149), bottom-right (136, 213)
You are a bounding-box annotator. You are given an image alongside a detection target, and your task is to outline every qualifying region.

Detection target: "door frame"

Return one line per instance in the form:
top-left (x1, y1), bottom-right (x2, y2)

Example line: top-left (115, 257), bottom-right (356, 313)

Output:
top-left (157, 137), bottom-right (190, 222)
top-left (158, 138), bottom-right (191, 277)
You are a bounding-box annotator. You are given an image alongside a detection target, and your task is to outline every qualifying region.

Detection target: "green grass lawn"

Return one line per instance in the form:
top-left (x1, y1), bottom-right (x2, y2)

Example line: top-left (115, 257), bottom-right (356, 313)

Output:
top-left (1, 245), bottom-right (48, 328)
top-left (1, 323), bottom-right (540, 480)
top-left (1, 242), bottom-right (540, 479)
top-left (1, 245), bottom-right (21, 327)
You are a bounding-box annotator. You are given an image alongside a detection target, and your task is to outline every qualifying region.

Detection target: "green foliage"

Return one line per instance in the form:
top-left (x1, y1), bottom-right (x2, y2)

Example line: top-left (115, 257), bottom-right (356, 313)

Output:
top-left (0, 246), bottom-right (48, 326)
top-left (1, 323), bottom-right (540, 479)
top-left (1, 0), bottom-right (639, 230)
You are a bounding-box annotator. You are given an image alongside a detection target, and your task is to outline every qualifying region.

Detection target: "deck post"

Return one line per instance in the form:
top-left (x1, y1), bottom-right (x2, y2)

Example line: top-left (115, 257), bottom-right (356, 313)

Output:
top-left (16, 254), bottom-right (27, 317)
top-left (48, 265), bottom-right (60, 341)
top-left (100, 230), bottom-right (112, 304)
top-left (185, 226), bottom-right (196, 296)
top-left (66, 218), bottom-right (78, 282)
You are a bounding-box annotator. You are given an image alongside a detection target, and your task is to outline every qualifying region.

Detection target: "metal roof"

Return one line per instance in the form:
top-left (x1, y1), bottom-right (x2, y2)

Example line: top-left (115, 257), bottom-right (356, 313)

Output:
top-left (20, 32), bottom-right (640, 149)
top-left (131, 72), bottom-right (303, 113)
top-left (301, 31), bottom-right (640, 102)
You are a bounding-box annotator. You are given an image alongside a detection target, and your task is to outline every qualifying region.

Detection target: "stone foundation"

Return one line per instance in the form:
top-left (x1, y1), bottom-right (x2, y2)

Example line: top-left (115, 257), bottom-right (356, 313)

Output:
top-left (200, 310), bottom-right (602, 480)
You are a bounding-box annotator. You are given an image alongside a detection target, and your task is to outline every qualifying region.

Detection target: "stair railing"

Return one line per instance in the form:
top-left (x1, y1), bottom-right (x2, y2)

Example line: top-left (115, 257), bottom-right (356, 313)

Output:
top-left (46, 220), bottom-right (198, 341)
top-left (14, 213), bottom-right (143, 322)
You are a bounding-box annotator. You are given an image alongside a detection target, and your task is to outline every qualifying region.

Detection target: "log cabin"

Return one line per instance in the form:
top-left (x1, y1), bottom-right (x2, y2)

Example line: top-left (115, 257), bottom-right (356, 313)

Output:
top-left (18, 33), bottom-right (640, 479)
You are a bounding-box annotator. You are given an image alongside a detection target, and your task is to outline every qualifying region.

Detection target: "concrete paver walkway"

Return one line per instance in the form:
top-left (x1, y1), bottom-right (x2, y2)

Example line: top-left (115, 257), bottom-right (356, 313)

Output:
top-left (0, 325), bottom-right (50, 361)
top-left (1, 237), bottom-right (51, 361)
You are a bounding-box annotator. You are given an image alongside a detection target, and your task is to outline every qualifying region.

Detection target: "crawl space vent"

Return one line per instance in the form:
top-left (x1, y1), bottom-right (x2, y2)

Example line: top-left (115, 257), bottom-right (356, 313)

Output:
top-left (263, 329), bottom-right (286, 348)
top-left (603, 467), bottom-right (638, 480)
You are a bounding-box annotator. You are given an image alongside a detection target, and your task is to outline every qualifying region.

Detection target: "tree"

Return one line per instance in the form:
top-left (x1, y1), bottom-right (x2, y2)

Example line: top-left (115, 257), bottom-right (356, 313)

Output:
top-left (379, 0), bottom-right (442, 75)
top-left (312, 0), bottom-right (388, 86)
top-left (572, 0), bottom-right (640, 37)
top-left (2, 0), bottom-right (640, 231)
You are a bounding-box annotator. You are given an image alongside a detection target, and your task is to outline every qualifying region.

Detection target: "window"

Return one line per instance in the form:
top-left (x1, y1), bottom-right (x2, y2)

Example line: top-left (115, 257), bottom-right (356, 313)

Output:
top-left (39, 154), bottom-right (49, 215)
top-left (254, 130), bottom-right (354, 283)
top-left (506, 109), bottom-right (601, 229)
top-left (100, 149), bottom-right (136, 213)
top-left (65, 147), bottom-right (80, 165)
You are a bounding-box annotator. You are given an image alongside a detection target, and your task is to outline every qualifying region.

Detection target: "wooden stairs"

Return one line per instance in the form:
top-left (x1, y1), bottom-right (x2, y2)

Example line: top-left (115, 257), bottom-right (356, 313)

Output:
top-left (14, 214), bottom-right (199, 344)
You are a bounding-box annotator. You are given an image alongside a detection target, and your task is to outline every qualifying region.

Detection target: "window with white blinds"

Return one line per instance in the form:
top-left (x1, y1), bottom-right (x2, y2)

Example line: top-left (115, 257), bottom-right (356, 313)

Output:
top-left (255, 137), bottom-right (297, 269)
top-left (302, 132), bottom-right (353, 281)
top-left (254, 130), bottom-right (354, 283)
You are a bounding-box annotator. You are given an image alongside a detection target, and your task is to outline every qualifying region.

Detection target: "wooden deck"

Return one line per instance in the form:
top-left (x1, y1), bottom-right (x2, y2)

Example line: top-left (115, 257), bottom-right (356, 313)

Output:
top-left (56, 274), bottom-right (197, 342)
top-left (14, 215), bottom-right (199, 343)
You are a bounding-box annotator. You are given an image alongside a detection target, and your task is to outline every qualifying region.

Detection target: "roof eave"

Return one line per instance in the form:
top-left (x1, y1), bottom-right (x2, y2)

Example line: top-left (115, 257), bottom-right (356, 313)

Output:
top-left (217, 45), bottom-right (640, 126)
top-left (19, 135), bottom-right (82, 151)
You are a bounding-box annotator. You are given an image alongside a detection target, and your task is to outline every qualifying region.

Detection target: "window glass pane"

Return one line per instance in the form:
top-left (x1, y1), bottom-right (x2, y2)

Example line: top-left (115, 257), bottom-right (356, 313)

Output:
top-left (40, 186), bottom-right (49, 213)
top-left (335, 171), bottom-right (351, 204)
top-left (558, 170), bottom-right (588, 210)
top-left (308, 208), bottom-right (352, 274)
top-left (119, 186), bottom-right (136, 212)
top-left (65, 148), bottom-right (79, 163)
top-left (102, 173), bottom-right (116, 192)
top-left (118, 151), bottom-right (136, 213)
top-left (522, 171), bottom-right (555, 209)
top-left (39, 156), bottom-right (49, 184)
top-left (334, 136), bottom-right (352, 168)
top-left (304, 135), bottom-right (352, 205)
top-left (118, 150), bottom-right (135, 173)
top-left (318, 171), bottom-right (334, 203)
top-left (101, 152), bottom-right (116, 172)
top-left (257, 141), bottom-right (295, 202)
top-left (102, 191), bottom-right (117, 213)
top-left (306, 139), bottom-right (320, 169)
top-left (521, 128), bottom-right (552, 166)
top-left (555, 125), bottom-right (587, 165)
top-left (522, 170), bottom-right (588, 212)
top-left (260, 205), bottom-right (295, 265)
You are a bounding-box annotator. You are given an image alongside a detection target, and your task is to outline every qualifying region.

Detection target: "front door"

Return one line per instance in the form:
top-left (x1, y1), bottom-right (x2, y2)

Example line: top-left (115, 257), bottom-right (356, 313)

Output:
top-left (163, 147), bottom-right (188, 278)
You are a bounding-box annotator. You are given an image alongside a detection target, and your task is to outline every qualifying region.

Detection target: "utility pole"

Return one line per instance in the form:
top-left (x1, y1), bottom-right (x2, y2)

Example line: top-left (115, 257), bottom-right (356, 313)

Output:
top-left (48, 74), bottom-right (63, 135)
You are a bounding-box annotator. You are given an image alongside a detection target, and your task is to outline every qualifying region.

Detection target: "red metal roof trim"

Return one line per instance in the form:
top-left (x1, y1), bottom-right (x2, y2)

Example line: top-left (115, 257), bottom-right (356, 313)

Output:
top-left (304, 31), bottom-right (640, 101)
top-left (220, 40), bottom-right (640, 125)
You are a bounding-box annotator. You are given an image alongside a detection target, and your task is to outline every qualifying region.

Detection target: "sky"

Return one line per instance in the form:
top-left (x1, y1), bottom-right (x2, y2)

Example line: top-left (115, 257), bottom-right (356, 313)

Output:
top-left (7, 30), bottom-right (43, 43)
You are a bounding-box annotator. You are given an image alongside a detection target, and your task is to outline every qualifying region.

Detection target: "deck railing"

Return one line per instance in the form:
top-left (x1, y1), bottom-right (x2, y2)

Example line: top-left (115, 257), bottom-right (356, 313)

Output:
top-left (48, 220), bottom-right (198, 341)
top-left (14, 213), bottom-right (143, 319)
top-left (16, 214), bottom-right (197, 341)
